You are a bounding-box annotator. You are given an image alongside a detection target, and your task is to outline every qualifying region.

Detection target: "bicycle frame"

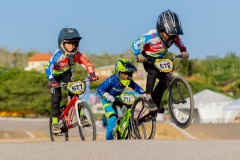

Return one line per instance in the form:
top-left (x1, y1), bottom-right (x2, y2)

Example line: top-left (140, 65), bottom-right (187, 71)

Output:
top-left (134, 99), bottom-right (157, 124)
top-left (57, 79), bottom-right (88, 130)
top-left (116, 107), bottom-right (131, 139)
top-left (59, 95), bottom-right (83, 129)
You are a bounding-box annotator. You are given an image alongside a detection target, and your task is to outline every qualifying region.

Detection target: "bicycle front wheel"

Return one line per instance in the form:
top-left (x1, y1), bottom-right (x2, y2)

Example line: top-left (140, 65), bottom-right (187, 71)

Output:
top-left (131, 97), bottom-right (156, 139)
top-left (77, 102), bottom-right (96, 141)
top-left (168, 76), bottom-right (194, 129)
top-left (49, 116), bottom-right (68, 142)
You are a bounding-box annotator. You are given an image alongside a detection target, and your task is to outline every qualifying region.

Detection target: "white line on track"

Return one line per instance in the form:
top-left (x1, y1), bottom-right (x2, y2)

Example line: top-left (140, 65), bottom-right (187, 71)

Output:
top-left (169, 122), bottom-right (196, 140)
top-left (24, 131), bottom-right (36, 139)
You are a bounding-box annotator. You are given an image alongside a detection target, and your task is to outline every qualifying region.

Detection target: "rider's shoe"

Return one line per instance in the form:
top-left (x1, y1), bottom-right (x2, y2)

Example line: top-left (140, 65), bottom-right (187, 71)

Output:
top-left (157, 105), bottom-right (165, 114)
top-left (52, 123), bottom-right (61, 134)
top-left (82, 116), bottom-right (91, 127)
top-left (143, 99), bottom-right (157, 112)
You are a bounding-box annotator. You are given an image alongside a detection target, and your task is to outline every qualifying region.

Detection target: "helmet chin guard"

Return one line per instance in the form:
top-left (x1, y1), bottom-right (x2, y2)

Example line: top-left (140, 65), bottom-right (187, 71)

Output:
top-left (115, 59), bottom-right (137, 87)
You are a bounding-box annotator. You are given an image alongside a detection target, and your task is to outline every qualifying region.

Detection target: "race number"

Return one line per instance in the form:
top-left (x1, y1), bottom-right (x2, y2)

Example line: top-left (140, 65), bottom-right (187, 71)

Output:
top-left (120, 93), bottom-right (135, 105)
top-left (67, 80), bottom-right (86, 95)
top-left (154, 59), bottom-right (174, 73)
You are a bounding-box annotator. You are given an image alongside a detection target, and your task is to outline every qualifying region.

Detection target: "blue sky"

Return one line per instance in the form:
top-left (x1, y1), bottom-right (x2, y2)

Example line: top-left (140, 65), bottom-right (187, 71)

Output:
top-left (0, 0), bottom-right (240, 58)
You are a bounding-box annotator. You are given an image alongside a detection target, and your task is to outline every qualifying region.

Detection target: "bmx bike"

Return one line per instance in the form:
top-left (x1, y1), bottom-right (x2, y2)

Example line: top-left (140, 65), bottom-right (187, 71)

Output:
top-left (131, 55), bottom-right (194, 139)
top-left (49, 79), bottom-right (96, 141)
top-left (112, 92), bottom-right (139, 140)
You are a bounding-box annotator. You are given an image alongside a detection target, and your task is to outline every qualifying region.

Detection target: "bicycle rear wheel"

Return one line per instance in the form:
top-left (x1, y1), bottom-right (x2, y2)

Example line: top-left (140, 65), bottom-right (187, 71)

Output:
top-left (77, 102), bottom-right (96, 141)
top-left (168, 76), bottom-right (194, 129)
top-left (49, 117), bottom-right (68, 141)
top-left (131, 97), bottom-right (156, 139)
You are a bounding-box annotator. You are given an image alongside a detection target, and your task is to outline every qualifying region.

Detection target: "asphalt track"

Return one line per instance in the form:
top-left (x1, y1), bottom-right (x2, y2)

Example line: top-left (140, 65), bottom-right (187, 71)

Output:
top-left (0, 140), bottom-right (239, 160)
top-left (0, 117), bottom-right (239, 160)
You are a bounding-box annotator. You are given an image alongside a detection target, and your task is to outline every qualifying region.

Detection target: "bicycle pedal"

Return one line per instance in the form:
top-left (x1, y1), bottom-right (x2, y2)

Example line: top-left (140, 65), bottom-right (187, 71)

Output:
top-left (53, 132), bottom-right (63, 136)
top-left (71, 122), bottom-right (78, 128)
top-left (83, 123), bottom-right (91, 127)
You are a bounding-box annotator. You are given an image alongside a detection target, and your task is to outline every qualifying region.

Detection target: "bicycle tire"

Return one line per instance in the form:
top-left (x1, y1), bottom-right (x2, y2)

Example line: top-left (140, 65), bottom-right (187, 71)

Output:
top-left (49, 116), bottom-right (68, 141)
top-left (130, 97), bottom-right (156, 139)
top-left (77, 102), bottom-right (97, 141)
top-left (125, 122), bottom-right (136, 139)
top-left (168, 76), bottom-right (194, 129)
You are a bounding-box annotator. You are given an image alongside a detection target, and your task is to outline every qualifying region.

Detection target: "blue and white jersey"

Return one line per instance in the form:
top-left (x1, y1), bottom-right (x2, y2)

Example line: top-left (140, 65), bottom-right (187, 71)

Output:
top-left (45, 49), bottom-right (95, 80)
top-left (97, 74), bottom-right (145, 97)
top-left (131, 29), bottom-right (186, 58)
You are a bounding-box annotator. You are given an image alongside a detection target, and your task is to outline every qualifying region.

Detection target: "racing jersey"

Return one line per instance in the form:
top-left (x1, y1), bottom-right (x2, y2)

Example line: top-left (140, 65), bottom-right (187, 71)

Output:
top-left (130, 29), bottom-right (186, 58)
top-left (97, 74), bottom-right (145, 97)
top-left (46, 49), bottom-right (95, 80)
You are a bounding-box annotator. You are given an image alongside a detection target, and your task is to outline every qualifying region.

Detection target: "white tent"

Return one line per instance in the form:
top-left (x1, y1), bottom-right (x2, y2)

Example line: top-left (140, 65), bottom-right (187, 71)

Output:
top-left (223, 98), bottom-right (240, 122)
top-left (193, 89), bottom-right (234, 123)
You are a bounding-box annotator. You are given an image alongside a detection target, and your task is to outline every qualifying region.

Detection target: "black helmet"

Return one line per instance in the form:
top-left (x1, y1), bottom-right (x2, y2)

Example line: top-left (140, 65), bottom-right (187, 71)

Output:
top-left (156, 10), bottom-right (183, 35)
top-left (58, 27), bottom-right (82, 53)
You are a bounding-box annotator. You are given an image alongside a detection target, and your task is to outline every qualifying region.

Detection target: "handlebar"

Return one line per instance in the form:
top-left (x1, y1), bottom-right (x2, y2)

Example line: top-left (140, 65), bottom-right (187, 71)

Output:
top-left (55, 79), bottom-right (90, 88)
top-left (136, 54), bottom-right (183, 64)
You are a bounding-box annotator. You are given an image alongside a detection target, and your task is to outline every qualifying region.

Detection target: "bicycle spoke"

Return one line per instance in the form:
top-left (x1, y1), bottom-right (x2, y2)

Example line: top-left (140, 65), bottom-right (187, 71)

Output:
top-left (131, 97), bottom-right (156, 139)
top-left (78, 102), bottom-right (96, 141)
top-left (168, 77), bottom-right (194, 128)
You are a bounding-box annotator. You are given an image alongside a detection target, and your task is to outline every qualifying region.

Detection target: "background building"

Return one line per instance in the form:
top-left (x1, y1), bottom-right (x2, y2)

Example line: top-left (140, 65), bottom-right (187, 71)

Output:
top-left (24, 53), bottom-right (51, 72)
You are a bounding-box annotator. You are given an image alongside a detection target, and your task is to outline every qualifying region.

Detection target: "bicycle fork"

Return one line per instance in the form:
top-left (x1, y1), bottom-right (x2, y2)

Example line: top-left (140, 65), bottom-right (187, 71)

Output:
top-left (75, 100), bottom-right (83, 128)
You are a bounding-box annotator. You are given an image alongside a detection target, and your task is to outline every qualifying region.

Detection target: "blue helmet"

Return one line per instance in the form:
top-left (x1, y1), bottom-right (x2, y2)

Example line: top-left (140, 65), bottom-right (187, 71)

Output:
top-left (58, 27), bottom-right (82, 53)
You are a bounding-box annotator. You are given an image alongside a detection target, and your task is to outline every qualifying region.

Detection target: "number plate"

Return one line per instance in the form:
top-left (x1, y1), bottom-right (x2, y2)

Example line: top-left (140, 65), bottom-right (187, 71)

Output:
top-left (154, 59), bottom-right (174, 72)
top-left (67, 80), bottom-right (86, 95)
top-left (120, 93), bottom-right (135, 105)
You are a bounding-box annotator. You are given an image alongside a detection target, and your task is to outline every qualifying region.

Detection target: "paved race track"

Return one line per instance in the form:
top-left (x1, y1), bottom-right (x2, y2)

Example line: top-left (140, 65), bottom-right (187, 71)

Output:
top-left (0, 140), bottom-right (239, 160)
top-left (0, 117), bottom-right (240, 160)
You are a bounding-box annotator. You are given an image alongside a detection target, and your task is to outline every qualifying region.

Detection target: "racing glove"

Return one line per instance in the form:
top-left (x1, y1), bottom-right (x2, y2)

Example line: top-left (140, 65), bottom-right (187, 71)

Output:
top-left (49, 78), bottom-right (59, 88)
top-left (180, 51), bottom-right (189, 59)
top-left (137, 53), bottom-right (145, 62)
top-left (89, 73), bottom-right (99, 82)
top-left (102, 92), bottom-right (115, 102)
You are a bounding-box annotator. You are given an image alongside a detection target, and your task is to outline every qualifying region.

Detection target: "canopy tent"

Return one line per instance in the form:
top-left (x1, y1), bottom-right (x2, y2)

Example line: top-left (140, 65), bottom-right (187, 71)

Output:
top-left (224, 98), bottom-right (240, 111)
top-left (223, 98), bottom-right (240, 123)
top-left (192, 89), bottom-right (234, 123)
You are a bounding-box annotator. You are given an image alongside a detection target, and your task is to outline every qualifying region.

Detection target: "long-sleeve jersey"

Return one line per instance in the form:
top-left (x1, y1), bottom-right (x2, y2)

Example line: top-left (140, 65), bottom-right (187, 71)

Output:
top-left (97, 74), bottom-right (145, 97)
top-left (130, 29), bottom-right (186, 58)
top-left (46, 49), bottom-right (95, 80)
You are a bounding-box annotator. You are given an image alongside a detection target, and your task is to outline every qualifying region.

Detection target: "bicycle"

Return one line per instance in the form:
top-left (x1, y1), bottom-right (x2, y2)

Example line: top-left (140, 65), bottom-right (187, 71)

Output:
top-left (112, 92), bottom-right (139, 140)
top-left (49, 79), bottom-right (97, 141)
top-left (131, 54), bottom-right (194, 139)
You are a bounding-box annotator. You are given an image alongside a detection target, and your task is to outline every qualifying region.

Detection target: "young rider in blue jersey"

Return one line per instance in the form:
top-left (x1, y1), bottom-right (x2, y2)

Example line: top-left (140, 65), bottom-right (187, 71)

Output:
top-left (131, 10), bottom-right (189, 113)
top-left (97, 59), bottom-right (146, 140)
top-left (46, 27), bottom-right (98, 134)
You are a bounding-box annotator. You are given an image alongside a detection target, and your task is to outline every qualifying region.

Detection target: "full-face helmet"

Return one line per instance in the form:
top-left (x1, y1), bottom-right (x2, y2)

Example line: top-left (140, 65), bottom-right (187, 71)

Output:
top-left (115, 59), bottom-right (137, 86)
top-left (58, 27), bottom-right (82, 53)
top-left (156, 10), bottom-right (183, 36)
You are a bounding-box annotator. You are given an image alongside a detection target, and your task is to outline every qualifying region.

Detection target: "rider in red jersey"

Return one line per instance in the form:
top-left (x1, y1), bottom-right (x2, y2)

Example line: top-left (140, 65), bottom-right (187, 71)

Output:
top-left (46, 27), bottom-right (98, 133)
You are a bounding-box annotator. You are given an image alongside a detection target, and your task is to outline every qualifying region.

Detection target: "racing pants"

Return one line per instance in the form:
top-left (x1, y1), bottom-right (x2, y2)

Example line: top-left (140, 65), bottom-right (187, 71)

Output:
top-left (100, 97), bottom-right (118, 140)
